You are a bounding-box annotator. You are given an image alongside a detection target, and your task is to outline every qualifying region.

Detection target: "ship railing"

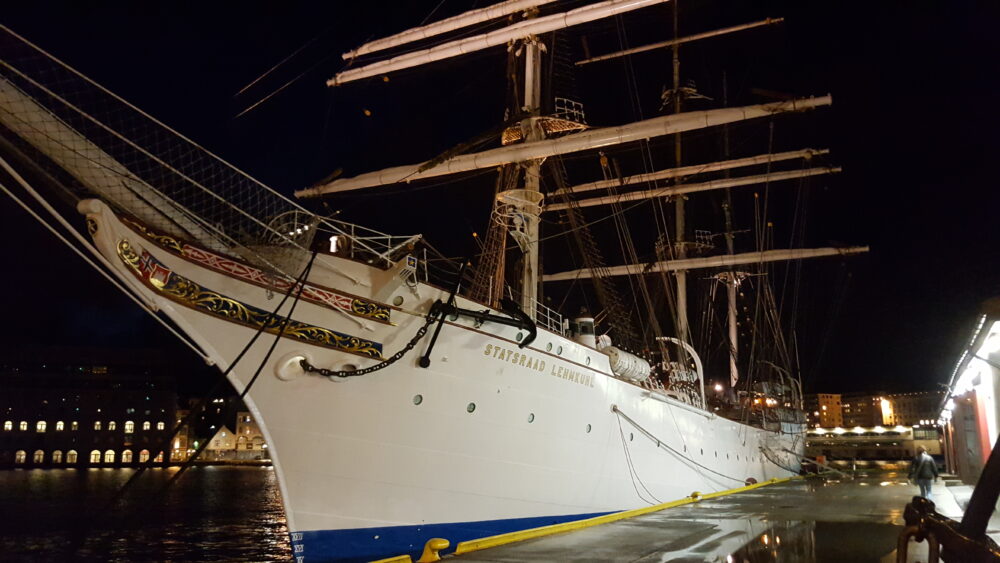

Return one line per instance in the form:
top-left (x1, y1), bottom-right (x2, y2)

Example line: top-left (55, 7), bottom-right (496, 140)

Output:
top-left (320, 218), bottom-right (421, 267)
top-left (532, 298), bottom-right (565, 335)
top-left (316, 217), bottom-right (462, 286)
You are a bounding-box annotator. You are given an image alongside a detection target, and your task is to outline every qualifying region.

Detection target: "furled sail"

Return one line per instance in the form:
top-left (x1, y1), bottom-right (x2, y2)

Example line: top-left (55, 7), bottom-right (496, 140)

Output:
top-left (552, 148), bottom-right (828, 196)
top-left (545, 166), bottom-right (841, 211)
top-left (328, 0), bottom-right (668, 86)
top-left (296, 96), bottom-right (831, 197)
top-left (542, 246), bottom-right (870, 282)
top-left (342, 0), bottom-right (559, 60)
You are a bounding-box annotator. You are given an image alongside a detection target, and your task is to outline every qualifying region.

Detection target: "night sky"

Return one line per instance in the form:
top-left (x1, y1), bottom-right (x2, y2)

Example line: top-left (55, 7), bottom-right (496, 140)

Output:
top-left (1, 1), bottom-right (998, 395)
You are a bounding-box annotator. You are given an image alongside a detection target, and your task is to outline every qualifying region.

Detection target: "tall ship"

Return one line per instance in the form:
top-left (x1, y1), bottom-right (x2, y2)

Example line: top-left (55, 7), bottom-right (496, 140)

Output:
top-left (0, 2), bottom-right (866, 561)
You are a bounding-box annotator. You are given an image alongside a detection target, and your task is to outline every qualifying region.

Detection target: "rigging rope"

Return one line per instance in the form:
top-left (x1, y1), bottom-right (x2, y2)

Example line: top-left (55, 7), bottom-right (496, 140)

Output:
top-left (0, 158), bottom-right (212, 364)
top-left (616, 414), bottom-right (662, 505)
top-left (71, 245), bottom-right (320, 559)
top-left (613, 406), bottom-right (746, 485)
top-left (158, 250), bottom-right (320, 492)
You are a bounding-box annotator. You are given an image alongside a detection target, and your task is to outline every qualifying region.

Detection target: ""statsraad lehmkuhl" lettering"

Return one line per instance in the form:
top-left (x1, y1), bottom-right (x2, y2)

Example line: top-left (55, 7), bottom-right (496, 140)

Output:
top-left (484, 343), bottom-right (594, 387)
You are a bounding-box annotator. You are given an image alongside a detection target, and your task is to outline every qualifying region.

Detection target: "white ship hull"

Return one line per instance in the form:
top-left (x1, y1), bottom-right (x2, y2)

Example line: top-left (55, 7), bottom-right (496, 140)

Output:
top-left (82, 200), bottom-right (803, 562)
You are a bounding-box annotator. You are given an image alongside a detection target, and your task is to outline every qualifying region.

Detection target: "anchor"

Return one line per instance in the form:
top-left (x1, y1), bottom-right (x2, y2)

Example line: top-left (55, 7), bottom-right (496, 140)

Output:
top-left (419, 263), bottom-right (536, 368)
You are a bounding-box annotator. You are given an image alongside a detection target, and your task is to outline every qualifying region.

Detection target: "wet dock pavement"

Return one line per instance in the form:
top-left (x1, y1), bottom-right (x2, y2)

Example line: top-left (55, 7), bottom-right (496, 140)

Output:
top-left (452, 473), bottom-right (958, 562)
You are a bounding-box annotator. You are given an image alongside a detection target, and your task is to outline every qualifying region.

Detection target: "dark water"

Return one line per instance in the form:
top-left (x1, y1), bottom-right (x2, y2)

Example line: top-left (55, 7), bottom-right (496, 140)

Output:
top-left (0, 466), bottom-right (291, 561)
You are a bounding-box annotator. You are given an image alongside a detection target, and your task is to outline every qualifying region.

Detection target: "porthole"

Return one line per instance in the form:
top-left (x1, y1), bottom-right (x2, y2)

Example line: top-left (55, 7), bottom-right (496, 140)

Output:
top-left (528, 413), bottom-right (535, 423)
top-left (557, 346), bottom-right (563, 355)
top-left (412, 395), bottom-right (423, 405)
top-left (341, 364), bottom-right (358, 372)
top-left (700, 449), bottom-right (704, 455)
top-left (392, 296), bottom-right (404, 306)
top-left (715, 451), bottom-right (718, 458)
top-left (585, 356), bottom-right (591, 365)
top-left (467, 403), bottom-right (476, 413)
top-left (546, 342), bottom-right (552, 352)
top-left (683, 445), bottom-right (687, 452)
top-left (585, 424), bottom-right (592, 433)
top-left (629, 433), bottom-right (634, 442)
top-left (516, 332), bottom-right (524, 342)
top-left (737, 455), bottom-right (740, 461)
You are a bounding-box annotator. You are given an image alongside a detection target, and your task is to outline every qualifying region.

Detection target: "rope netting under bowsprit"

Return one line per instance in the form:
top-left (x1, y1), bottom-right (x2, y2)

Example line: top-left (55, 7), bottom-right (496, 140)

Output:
top-left (0, 25), bottom-right (317, 273)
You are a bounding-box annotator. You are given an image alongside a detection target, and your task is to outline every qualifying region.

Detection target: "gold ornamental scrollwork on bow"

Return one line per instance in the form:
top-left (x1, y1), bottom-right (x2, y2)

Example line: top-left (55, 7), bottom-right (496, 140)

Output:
top-left (116, 239), bottom-right (383, 358)
top-left (118, 215), bottom-right (392, 325)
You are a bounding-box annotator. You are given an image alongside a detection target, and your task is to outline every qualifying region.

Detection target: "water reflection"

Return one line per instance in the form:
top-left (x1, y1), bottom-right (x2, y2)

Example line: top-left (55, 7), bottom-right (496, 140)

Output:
top-left (642, 474), bottom-right (916, 562)
top-left (723, 521), bottom-right (901, 562)
top-left (0, 466), bottom-right (290, 561)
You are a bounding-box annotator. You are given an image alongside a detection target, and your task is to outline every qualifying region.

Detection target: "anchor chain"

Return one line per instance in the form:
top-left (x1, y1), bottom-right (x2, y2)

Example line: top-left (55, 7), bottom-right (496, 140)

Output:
top-left (299, 315), bottom-right (435, 378)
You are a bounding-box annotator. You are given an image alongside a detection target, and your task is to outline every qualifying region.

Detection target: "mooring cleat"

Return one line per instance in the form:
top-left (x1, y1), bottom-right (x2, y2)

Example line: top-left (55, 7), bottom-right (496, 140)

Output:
top-left (416, 538), bottom-right (450, 563)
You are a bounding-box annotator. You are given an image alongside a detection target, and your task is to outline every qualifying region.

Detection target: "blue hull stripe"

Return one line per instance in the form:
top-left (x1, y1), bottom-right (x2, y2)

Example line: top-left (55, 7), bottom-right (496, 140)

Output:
top-left (289, 511), bottom-right (614, 562)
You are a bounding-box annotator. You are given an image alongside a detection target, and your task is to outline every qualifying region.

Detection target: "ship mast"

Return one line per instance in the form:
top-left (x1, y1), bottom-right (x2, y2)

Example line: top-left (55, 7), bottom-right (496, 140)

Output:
top-left (720, 74), bottom-right (742, 388)
top-left (520, 29), bottom-right (544, 319)
top-left (670, 0), bottom-right (690, 344)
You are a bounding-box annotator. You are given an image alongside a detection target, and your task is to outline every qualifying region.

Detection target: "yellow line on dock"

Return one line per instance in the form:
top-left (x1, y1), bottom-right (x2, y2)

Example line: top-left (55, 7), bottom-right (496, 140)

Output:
top-left (453, 476), bottom-right (805, 556)
top-left (370, 475), bottom-right (808, 562)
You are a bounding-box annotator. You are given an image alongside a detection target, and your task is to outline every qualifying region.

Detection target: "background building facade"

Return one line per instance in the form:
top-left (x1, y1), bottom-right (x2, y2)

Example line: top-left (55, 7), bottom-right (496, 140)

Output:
top-left (0, 348), bottom-right (177, 468)
top-left (806, 424), bottom-right (941, 461)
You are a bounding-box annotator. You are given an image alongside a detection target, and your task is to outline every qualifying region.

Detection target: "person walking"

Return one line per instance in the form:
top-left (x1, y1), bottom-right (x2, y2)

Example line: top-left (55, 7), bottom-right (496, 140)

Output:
top-left (908, 445), bottom-right (939, 498)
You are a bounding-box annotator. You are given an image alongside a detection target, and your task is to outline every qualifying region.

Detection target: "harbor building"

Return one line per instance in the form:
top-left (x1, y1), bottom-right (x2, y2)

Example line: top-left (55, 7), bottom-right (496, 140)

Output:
top-left (0, 347), bottom-right (177, 468)
top-left (202, 411), bottom-right (269, 461)
top-left (805, 393), bottom-right (843, 428)
top-left (840, 393), bottom-right (885, 427)
top-left (805, 424), bottom-right (942, 461)
top-left (938, 298), bottom-right (1000, 484)
top-left (805, 391), bottom-right (943, 430)
top-left (882, 391), bottom-right (944, 426)
top-left (170, 408), bottom-right (193, 462)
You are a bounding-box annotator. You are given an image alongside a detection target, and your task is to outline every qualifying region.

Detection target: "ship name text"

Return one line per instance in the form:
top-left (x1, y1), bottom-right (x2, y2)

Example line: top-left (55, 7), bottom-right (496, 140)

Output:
top-left (484, 344), bottom-right (594, 387)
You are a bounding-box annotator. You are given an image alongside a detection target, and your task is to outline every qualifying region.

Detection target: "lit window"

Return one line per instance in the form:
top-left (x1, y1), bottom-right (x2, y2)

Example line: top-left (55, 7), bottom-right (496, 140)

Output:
top-left (52, 450), bottom-right (63, 464)
top-left (90, 450), bottom-right (101, 463)
top-left (33, 450), bottom-right (44, 463)
top-left (71, 421), bottom-right (78, 431)
top-left (124, 421), bottom-right (134, 434)
top-left (14, 450), bottom-right (26, 464)
top-left (56, 421), bottom-right (64, 431)
top-left (104, 450), bottom-right (115, 463)
top-left (156, 422), bottom-right (165, 431)
top-left (3, 421), bottom-right (10, 431)
top-left (36, 421), bottom-right (47, 433)
top-left (19, 421), bottom-right (27, 431)
top-left (154, 452), bottom-right (164, 462)
top-left (142, 421), bottom-right (151, 431)
top-left (108, 421), bottom-right (117, 431)
top-left (66, 450), bottom-right (78, 463)
top-left (94, 421), bottom-right (102, 431)
top-left (139, 450), bottom-right (150, 463)
top-left (122, 450), bottom-right (133, 463)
